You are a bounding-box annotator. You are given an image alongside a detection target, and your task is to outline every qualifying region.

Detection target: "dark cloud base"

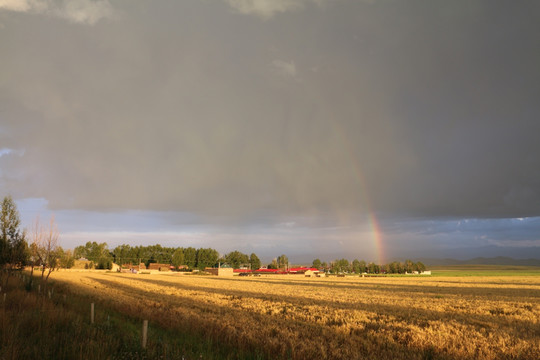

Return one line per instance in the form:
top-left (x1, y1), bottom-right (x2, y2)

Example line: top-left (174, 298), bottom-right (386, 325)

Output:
top-left (1, 1), bottom-right (540, 259)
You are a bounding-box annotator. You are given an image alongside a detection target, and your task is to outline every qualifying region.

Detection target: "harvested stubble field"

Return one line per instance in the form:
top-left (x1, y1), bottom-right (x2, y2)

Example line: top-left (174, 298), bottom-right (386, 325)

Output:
top-left (48, 270), bottom-right (540, 360)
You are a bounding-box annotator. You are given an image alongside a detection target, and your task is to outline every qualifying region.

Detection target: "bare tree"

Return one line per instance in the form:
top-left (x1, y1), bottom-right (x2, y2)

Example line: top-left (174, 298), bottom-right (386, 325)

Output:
top-left (28, 216), bottom-right (45, 288)
top-left (30, 215), bottom-right (59, 289)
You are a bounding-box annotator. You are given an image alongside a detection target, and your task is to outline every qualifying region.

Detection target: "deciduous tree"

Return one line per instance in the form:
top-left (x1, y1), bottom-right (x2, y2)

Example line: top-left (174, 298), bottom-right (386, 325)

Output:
top-left (224, 251), bottom-right (249, 269)
top-left (404, 259), bottom-right (414, 273)
top-left (74, 241), bottom-right (113, 269)
top-left (333, 258), bottom-right (350, 273)
top-left (249, 253), bottom-right (261, 270)
top-left (0, 196), bottom-right (28, 286)
top-left (367, 262), bottom-right (380, 274)
top-left (196, 248), bottom-right (219, 270)
top-left (358, 260), bottom-right (367, 273)
top-left (171, 248), bottom-right (185, 270)
top-left (183, 247), bottom-right (197, 269)
top-left (57, 247), bottom-right (75, 269)
top-left (352, 259), bottom-right (361, 274)
top-left (277, 254), bottom-right (289, 270)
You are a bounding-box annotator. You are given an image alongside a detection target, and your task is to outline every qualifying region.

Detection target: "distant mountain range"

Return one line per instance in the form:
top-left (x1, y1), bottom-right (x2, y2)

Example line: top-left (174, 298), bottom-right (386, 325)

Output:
top-left (417, 256), bottom-right (540, 267)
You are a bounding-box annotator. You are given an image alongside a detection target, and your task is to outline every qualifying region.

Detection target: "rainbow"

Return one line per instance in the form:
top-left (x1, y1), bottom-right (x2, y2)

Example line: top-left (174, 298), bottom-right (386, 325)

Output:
top-left (368, 211), bottom-right (385, 266)
top-left (349, 161), bottom-right (385, 265)
top-left (334, 123), bottom-right (385, 265)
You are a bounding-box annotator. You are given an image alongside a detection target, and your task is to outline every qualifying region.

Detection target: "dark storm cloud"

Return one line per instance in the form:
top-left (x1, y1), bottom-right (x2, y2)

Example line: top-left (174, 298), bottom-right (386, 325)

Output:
top-left (1, 0), bottom-right (540, 227)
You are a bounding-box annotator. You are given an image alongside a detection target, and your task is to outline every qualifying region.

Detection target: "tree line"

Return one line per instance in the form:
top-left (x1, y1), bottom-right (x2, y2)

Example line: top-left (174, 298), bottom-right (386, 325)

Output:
top-left (74, 243), bottom-right (263, 271)
top-left (312, 258), bottom-right (427, 274)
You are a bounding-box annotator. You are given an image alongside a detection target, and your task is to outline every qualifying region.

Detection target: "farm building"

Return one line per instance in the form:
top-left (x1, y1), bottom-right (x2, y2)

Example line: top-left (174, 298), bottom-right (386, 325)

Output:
top-left (206, 267), bottom-right (234, 276)
top-left (253, 268), bottom-right (280, 275)
top-left (147, 263), bottom-right (172, 271)
top-left (121, 263), bottom-right (146, 273)
top-left (233, 269), bottom-right (252, 274)
top-left (406, 270), bottom-right (432, 275)
top-left (288, 267), bottom-right (320, 276)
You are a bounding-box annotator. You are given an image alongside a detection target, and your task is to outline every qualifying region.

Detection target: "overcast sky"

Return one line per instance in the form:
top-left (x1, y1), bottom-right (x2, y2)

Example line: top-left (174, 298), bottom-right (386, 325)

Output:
top-left (1, 0), bottom-right (539, 263)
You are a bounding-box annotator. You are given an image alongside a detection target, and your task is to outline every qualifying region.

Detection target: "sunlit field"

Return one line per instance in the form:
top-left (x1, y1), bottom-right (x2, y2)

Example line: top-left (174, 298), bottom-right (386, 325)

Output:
top-left (24, 270), bottom-right (536, 360)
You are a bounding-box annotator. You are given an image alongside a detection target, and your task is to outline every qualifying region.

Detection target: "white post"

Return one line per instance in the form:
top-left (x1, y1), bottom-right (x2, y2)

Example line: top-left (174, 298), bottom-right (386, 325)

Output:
top-left (142, 320), bottom-right (148, 349)
top-left (91, 303), bottom-right (95, 324)
top-left (48, 291), bottom-right (51, 299)
top-left (3, 293), bottom-right (6, 302)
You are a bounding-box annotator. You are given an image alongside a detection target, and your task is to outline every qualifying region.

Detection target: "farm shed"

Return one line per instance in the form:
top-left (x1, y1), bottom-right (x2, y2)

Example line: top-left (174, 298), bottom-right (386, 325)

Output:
top-left (233, 269), bottom-right (252, 275)
top-left (121, 263), bottom-right (146, 273)
top-left (253, 268), bottom-right (279, 275)
top-left (289, 267), bottom-right (320, 276)
top-left (148, 263), bottom-right (172, 271)
top-left (206, 267), bottom-right (234, 276)
top-left (406, 270), bottom-right (432, 275)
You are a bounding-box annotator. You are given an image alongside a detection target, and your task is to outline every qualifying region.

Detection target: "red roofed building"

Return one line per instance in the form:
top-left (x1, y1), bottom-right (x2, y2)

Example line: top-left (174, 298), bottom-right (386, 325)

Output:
top-left (288, 267), bottom-right (319, 274)
top-left (253, 268), bottom-right (280, 274)
top-left (233, 269), bottom-right (252, 273)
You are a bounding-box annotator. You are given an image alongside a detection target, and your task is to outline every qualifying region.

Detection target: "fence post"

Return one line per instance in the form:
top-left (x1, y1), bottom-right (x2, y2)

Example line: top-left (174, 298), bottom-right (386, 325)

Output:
top-left (142, 320), bottom-right (148, 349)
top-left (91, 303), bottom-right (95, 324)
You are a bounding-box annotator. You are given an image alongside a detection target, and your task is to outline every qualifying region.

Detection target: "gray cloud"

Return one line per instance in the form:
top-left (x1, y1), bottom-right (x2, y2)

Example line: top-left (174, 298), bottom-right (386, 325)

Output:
top-left (272, 59), bottom-right (297, 77)
top-left (1, 0), bottom-right (540, 229)
top-left (226, 0), bottom-right (318, 19)
top-left (0, 0), bottom-right (113, 25)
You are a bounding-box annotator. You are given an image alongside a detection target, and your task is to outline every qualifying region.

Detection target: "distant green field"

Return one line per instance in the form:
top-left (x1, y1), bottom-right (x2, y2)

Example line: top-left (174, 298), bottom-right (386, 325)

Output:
top-left (429, 265), bottom-right (540, 277)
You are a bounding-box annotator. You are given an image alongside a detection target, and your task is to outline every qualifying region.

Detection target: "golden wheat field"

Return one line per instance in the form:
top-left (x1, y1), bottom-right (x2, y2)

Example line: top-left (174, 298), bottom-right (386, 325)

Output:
top-left (52, 271), bottom-right (539, 360)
